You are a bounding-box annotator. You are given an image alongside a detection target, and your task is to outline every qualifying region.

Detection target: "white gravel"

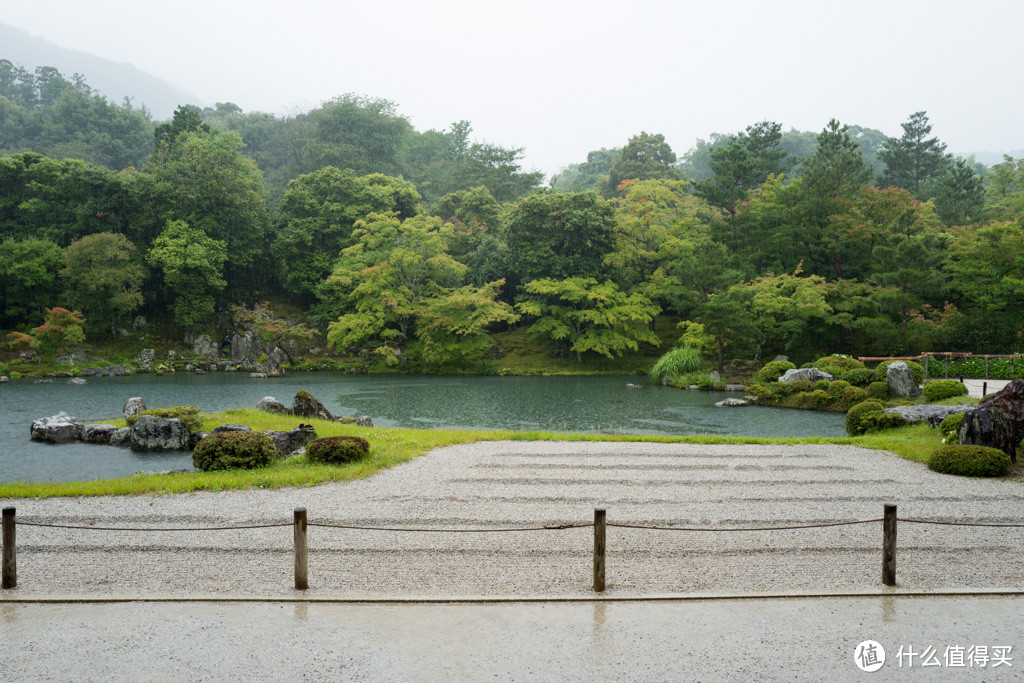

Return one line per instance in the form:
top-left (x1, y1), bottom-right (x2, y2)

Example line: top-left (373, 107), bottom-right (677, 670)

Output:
top-left (4, 441), bottom-right (1024, 597)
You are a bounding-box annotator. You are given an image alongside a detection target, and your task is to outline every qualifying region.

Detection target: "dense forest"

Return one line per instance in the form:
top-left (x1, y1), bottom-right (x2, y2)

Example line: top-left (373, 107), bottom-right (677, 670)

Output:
top-left (2, 60), bottom-right (1022, 371)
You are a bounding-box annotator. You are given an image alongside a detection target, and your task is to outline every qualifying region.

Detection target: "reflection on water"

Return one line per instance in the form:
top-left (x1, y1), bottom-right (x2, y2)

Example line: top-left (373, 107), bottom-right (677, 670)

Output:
top-left (0, 373), bottom-right (845, 483)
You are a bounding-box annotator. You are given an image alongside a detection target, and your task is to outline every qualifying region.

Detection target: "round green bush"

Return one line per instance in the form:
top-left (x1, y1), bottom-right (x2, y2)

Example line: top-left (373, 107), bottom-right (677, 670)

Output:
top-left (844, 368), bottom-right (875, 387)
top-left (745, 383), bottom-right (773, 401)
top-left (305, 436), bottom-right (370, 464)
top-left (788, 380), bottom-right (814, 393)
top-left (938, 412), bottom-right (966, 434)
top-left (766, 381), bottom-right (793, 399)
top-left (845, 400), bottom-right (906, 436)
top-left (874, 360), bottom-right (924, 384)
top-left (193, 431), bottom-right (275, 472)
top-left (754, 360), bottom-right (795, 383)
top-left (923, 380), bottom-right (969, 402)
top-left (867, 381), bottom-right (890, 400)
top-left (814, 379), bottom-right (831, 390)
top-left (840, 386), bottom-right (868, 409)
top-left (818, 367), bottom-right (847, 381)
top-left (814, 354), bottom-right (865, 370)
top-left (927, 444), bottom-right (1011, 477)
top-left (826, 380), bottom-right (852, 397)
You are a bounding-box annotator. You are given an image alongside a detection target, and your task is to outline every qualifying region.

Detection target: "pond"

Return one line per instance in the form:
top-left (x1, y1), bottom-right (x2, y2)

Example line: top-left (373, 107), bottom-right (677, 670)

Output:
top-left (0, 373), bottom-right (847, 483)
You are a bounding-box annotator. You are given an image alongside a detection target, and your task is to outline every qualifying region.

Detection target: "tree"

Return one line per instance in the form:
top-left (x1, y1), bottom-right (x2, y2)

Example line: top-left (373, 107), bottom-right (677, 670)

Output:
top-left (604, 132), bottom-right (681, 196)
top-left (984, 155), bottom-right (1024, 222)
top-left (0, 237), bottom-right (62, 326)
top-left (516, 277), bottom-right (660, 362)
top-left (7, 307), bottom-right (86, 358)
top-left (695, 121), bottom-right (788, 215)
top-left (503, 191), bottom-right (615, 296)
top-left (306, 94), bottom-right (411, 177)
top-left (415, 280), bottom-right (519, 364)
top-left (934, 157), bottom-right (986, 226)
top-left (801, 119), bottom-right (873, 205)
top-left (147, 220), bottom-right (228, 330)
top-left (275, 167), bottom-right (420, 300)
top-left (59, 232), bottom-right (145, 335)
top-left (551, 147), bottom-right (620, 192)
top-left (732, 266), bottom-right (833, 360)
top-left (878, 111), bottom-right (949, 198)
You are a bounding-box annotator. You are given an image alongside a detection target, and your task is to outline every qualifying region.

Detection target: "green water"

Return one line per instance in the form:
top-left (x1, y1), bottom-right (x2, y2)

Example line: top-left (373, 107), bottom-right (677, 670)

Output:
top-left (1, 373), bottom-right (846, 482)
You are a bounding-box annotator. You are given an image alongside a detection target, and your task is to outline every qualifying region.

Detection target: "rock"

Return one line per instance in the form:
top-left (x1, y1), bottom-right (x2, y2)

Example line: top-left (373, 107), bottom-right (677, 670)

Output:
top-left (257, 396), bottom-right (292, 415)
top-left (225, 365), bottom-right (238, 372)
top-left (123, 397), bottom-right (147, 421)
top-left (109, 427), bottom-right (132, 448)
top-left (231, 331), bottom-right (253, 360)
top-left (725, 384), bottom-right (746, 392)
top-left (30, 412), bottom-right (84, 443)
top-left (129, 415), bottom-right (191, 451)
top-left (103, 365), bottom-right (128, 376)
top-left (266, 347), bottom-right (291, 375)
top-left (250, 372), bottom-right (268, 378)
top-left (708, 371), bottom-right (721, 383)
top-left (56, 351), bottom-right (87, 366)
top-left (773, 355), bottom-right (789, 363)
top-left (133, 315), bottom-right (149, 332)
top-left (67, 377), bottom-right (87, 385)
top-left (34, 379), bottom-right (54, 384)
top-left (81, 367), bottom-right (102, 376)
top-left (0, 376), bottom-right (8, 383)
top-left (884, 404), bottom-right (974, 428)
top-left (959, 379), bottom-right (1024, 462)
top-left (625, 383), bottom-right (642, 389)
top-left (715, 398), bottom-right (749, 407)
top-left (212, 424), bottom-right (252, 433)
top-left (137, 349), bottom-right (155, 364)
top-left (82, 424), bottom-right (119, 444)
top-left (885, 361), bottom-right (921, 398)
top-left (115, 328), bottom-right (130, 337)
top-left (193, 334), bottom-right (219, 360)
top-left (355, 416), bottom-right (373, 427)
top-left (779, 368), bottom-right (834, 384)
top-left (293, 391), bottom-right (336, 421)
top-left (264, 427), bottom-right (317, 457)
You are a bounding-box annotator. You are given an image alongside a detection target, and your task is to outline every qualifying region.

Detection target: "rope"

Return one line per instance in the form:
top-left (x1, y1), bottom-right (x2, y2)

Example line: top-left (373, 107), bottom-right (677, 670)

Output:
top-left (901, 518), bottom-right (1024, 528)
top-left (607, 519), bottom-right (883, 532)
top-left (308, 522), bottom-right (593, 533)
top-left (15, 521), bottom-right (293, 532)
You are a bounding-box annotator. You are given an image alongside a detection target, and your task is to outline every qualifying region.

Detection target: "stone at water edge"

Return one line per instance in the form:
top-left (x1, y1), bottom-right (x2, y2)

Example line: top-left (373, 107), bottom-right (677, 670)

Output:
top-left (257, 396), bottom-right (292, 415)
top-left (715, 398), bottom-right (749, 407)
top-left (958, 378), bottom-right (1024, 462)
top-left (67, 378), bottom-right (87, 385)
top-left (129, 415), bottom-right (191, 451)
top-left (779, 367), bottom-right (834, 384)
top-left (82, 424), bottom-right (119, 444)
top-left (31, 412), bottom-right (84, 443)
top-left (0, 375), bottom-right (8, 383)
top-left (293, 391), bottom-right (336, 421)
top-left (123, 397), bottom-right (147, 421)
top-left (355, 416), bottom-right (373, 427)
top-left (884, 404), bottom-right (974, 427)
top-left (109, 427), bottom-right (131, 447)
top-left (192, 334), bottom-right (219, 360)
top-left (886, 361), bottom-right (921, 398)
top-left (212, 424), bottom-right (252, 433)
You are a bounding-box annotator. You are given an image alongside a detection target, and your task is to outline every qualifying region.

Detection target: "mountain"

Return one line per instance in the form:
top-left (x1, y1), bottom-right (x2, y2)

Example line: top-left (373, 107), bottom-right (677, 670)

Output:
top-left (0, 22), bottom-right (201, 119)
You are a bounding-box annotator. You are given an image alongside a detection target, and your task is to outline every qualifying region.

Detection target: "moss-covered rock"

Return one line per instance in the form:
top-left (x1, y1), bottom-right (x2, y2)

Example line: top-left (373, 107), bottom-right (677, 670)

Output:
top-left (126, 405), bottom-right (203, 432)
top-left (927, 444), bottom-right (1012, 477)
top-left (192, 431), bottom-right (276, 471)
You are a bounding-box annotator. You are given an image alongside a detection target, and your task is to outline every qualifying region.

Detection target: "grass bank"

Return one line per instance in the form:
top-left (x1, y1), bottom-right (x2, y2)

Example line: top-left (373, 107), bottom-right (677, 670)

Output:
top-left (0, 408), bottom-right (953, 499)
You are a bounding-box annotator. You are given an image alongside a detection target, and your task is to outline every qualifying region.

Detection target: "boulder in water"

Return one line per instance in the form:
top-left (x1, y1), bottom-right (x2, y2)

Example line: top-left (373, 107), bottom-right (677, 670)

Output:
top-left (30, 412), bottom-right (83, 443)
top-left (129, 415), bottom-right (191, 451)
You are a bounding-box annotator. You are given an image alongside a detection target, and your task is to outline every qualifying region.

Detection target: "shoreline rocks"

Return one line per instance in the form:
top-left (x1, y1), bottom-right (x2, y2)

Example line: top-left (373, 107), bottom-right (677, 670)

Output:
top-left (30, 412), bottom-right (84, 443)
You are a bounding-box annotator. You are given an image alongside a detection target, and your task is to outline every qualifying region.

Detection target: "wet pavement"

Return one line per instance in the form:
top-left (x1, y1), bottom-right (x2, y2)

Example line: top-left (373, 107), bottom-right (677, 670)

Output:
top-left (2, 595), bottom-right (1021, 680)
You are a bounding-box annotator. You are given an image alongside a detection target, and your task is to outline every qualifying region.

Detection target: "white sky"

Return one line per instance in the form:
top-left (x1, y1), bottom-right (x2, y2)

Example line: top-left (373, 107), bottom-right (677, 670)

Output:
top-left (3, 0), bottom-right (1022, 176)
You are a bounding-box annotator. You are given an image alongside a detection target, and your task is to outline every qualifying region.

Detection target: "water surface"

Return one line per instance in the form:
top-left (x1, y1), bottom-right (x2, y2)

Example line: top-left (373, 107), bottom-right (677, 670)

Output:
top-left (0, 373), bottom-right (845, 482)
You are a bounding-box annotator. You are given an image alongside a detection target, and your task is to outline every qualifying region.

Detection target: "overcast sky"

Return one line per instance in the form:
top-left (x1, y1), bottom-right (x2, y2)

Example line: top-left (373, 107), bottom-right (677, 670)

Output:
top-left (3, 0), bottom-right (1023, 176)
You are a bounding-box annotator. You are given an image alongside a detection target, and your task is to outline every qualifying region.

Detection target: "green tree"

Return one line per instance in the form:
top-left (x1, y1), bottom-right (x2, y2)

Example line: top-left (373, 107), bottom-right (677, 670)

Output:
top-left (604, 132), bottom-right (681, 196)
top-left (878, 111), bottom-right (949, 198)
top-left (147, 220), bottom-right (228, 330)
top-left (306, 94), bottom-right (411, 177)
top-left (934, 157), bottom-right (986, 226)
top-left (551, 147), bottom-right (620, 192)
top-left (0, 237), bottom-right (63, 326)
top-left (801, 119), bottom-right (873, 205)
top-left (516, 277), bottom-right (660, 362)
top-left (59, 232), bottom-right (145, 335)
top-left (695, 121), bottom-right (788, 215)
top-left (415, 280), bottom-right (519, 364)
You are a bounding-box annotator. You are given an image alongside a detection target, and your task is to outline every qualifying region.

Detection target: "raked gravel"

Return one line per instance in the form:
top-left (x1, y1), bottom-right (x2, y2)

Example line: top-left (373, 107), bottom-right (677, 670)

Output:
top-left (4, 441), bottom-right (1024, 597)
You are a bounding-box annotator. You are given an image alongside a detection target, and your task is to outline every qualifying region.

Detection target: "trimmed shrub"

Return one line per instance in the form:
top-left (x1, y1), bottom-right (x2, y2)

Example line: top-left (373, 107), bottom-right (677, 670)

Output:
top-left (767, 381), bottom-right (793, 399)
top-left (650, 346), bottom-right (703, 383)
top-left (845, 400), bottom-right (906, 436)
top-left (192, 431), bottom-right (275, 471)
top-left (840, 386), bottom-right (868, 409)
top-left (923, 380), bottom-right (969, 402)
top-left (814, 355), bottom-right (865, 371)
top-left (845, 368), bottom-right (875, 387)
top-left (938, 412), bottom-right (966, 434)
top-left (788, 380), bottom-right (815, 394)
top-left (875, 360), bottom-right (924, 384)
top-left (826, 380), bottom-right (852, 397)
top-left (745, 383), bottom-right (773, 400)
top-left (800, 362), bottom-right (815, 369)
top-left (867, 382), bottom-right (890, 400)
top-left (927, 444), bottom-right (1012, 477)
top-left (809, 389), bottom-right (831, 410)
top-left (819, 367), bottom-right (848, 382)
top-left (814, 379), bottom-right (831, 391)
top-left (305, 436), bottom-right (370, 465)
top-left (128, 405), bottom-right (203, 432)
top-left (754, 360), bottom-right (795, 383)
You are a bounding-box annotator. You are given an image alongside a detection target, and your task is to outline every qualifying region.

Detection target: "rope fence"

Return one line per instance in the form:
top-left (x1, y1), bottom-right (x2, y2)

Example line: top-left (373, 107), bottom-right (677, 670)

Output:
top-left (4, 504), bottom-right (1024, 592)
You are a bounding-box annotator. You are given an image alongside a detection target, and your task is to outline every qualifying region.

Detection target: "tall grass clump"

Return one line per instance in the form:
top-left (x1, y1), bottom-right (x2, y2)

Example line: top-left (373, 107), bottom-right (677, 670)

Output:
top-left (650, 346), bottom-right (703, 383)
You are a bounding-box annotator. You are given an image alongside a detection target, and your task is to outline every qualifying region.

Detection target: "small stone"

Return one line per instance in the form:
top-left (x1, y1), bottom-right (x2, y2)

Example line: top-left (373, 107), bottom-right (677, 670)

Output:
top-left (67, 378), bottom-right (87, 385)
top-left (779, 368), bottom-right (834, 384)
top-left (83, 424), bottom-right (119, 444)
top-left (355, 416), bottom-right (373, 427)
top-left (715, 398), bottom-right (749, 407)
top-left (123, 397), bottom-right (147, 421)
top-left (212, 424), bottom-right (252, 433)
top-left (250, 372), bottom-right (268, 378)
top-left (109, 427), bottom-right (132, 447)
top-left (256, 396), bottom-right (291, 415)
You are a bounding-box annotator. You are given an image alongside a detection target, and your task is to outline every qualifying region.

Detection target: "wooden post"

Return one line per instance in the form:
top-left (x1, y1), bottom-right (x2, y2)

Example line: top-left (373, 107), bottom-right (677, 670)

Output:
top-left (593, 508), bottom-right (606, 592)
top-left (923, 355), bottom-right (929, 378)
top-left (294, 507), bottom-right (308, 590)
top-left (882, 504), bottom-right (897, 586)
top-left (983, 382), bottom-right (988, 397)
top-left (2, 507), bottom-right (15, 589)
top-left (985, 357), bottom-right (990, 379)
top-left (944, 355), bottom-right (948, 378)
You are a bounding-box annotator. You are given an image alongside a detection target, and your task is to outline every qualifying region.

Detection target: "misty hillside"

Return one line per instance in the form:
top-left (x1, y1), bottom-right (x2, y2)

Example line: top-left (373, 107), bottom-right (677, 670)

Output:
top-left (0, 22), bottom-right (200, 118)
